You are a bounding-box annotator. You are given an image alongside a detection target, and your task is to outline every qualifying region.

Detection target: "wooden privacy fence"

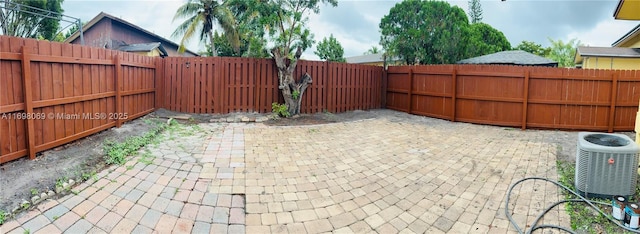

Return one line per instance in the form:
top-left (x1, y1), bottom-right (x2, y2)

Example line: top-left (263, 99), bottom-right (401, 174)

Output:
top-left (386, 65), bottom-right (640, 132)
top-left (156, 57), bottom-right (383, 114)
top-left (0, 36), bottom-right (156, 163)
top-left (6, 35), bottom-right (640, 164)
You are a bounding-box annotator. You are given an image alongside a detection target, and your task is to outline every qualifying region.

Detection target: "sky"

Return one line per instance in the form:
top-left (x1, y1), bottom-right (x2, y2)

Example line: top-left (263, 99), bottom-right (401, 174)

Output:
top-left (60, 0), bottom-right (640, 60)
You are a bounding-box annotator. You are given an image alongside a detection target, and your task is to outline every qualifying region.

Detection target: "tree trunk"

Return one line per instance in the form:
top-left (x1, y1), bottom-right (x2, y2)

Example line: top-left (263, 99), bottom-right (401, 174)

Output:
top-left (271, 47), bottom-right (312, 116)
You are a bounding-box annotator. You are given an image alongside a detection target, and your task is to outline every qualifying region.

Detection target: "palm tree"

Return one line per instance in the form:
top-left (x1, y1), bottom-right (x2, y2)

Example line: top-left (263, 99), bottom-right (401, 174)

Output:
top-left (172, 0), bottom-right (239, 56)
top-left (364, 46), bottom-right (381, 55)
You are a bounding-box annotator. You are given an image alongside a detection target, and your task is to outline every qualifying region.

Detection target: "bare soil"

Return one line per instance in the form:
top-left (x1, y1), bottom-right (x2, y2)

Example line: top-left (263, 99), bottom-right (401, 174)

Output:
top-left (0, 116), bottom-right (156, 213)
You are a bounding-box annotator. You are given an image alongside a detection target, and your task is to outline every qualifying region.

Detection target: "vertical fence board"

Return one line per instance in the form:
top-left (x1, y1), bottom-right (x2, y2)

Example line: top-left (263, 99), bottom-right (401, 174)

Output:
top-left (386, 64), bottom-right (640, 131)
top-left (21, 46), bottom-right (35, 159)
top-left (0, 36), bottom-right (156, 164)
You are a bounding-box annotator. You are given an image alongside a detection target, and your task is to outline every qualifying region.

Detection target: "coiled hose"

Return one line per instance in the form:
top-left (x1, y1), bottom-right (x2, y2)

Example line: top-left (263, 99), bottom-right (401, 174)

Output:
top-left (505, 177), bottom-right (640, 234)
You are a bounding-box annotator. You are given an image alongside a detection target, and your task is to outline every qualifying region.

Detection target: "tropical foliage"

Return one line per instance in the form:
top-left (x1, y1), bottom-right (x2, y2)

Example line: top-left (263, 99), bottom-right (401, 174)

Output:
top-left (314, 34), bottom-right (345, 62)
top-left (257, 0), bottom-right (337, 115)
top-left (513, 40), bottom-right (550, 57)
top-left (380, 0), bottom-right (509, 65)
top-left (546, 38), bottom-right (580, 68)
top-left (0, 0), bottom-right (64, 40)
top-left (364, 46), bottom-right (381, 55)
top-left (467, 23), bottom-right (511, 58)
top-left (172, 0), bottom-right (239, 56)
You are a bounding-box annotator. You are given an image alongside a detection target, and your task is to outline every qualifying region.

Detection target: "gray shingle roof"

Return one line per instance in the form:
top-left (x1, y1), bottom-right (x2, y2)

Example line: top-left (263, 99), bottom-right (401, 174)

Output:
top-left (457, 50), bottom-right (558, 66)
top-left (346, 53), bottom-right (385, 63)
top-left (345, 53), bottom-right (401, 64)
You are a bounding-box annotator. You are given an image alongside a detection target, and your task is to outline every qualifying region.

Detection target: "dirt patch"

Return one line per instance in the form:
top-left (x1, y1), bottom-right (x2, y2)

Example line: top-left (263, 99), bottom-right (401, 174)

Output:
top-left (263, 110), bottom-right (379, 126)
top-left (0, 116), bottom-right (157, 213)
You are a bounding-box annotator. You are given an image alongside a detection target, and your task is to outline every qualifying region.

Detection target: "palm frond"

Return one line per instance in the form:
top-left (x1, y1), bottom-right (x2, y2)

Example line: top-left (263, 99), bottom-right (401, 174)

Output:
top-left (173, 1), bottom-right (203, 22)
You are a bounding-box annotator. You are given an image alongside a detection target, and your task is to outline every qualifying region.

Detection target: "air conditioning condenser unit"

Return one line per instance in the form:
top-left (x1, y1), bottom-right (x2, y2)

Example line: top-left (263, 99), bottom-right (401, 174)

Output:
top-left (575, 132), bottom-right (639, 198)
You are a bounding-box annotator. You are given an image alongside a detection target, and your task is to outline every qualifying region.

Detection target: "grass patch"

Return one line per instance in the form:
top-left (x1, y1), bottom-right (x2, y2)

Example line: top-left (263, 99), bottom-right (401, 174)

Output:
top-left (103, 119), bottom-right (174, 165)
top-left (556, 160), bottom-right (636, 233)
top-left (0, 209), bottom-right (6, 225)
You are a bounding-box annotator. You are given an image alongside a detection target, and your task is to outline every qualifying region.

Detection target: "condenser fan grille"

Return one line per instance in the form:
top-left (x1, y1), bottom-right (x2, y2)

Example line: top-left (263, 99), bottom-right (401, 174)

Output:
top-left (584, 134), bottom-right (629, 147)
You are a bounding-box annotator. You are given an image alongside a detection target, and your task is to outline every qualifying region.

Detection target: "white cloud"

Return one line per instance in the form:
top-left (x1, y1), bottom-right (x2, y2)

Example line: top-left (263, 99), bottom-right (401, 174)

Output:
top-left (566, 19), bottom-right (638, 47)
top-left (61, 0), bottom-right (639, 59)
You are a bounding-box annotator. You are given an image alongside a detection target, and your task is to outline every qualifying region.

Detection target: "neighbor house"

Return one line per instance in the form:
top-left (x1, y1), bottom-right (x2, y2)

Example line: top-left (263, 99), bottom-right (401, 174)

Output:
top-left (574, 23), bottom-right (640, 70)
top-left (345, 53), bottom-right (402, 66)
top-left (574, 46), bottom-right (640, 69)
top-left (65, 12), bottom-right (198, 57)
top-left (614, 0), bottom-right (640, 20)
top-left (457, 50), bottom-right (558, 67)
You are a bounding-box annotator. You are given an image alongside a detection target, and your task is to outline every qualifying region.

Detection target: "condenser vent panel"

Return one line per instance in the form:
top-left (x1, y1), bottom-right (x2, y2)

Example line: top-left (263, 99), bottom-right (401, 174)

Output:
top-left (575, 132), bottom-right (639, 198)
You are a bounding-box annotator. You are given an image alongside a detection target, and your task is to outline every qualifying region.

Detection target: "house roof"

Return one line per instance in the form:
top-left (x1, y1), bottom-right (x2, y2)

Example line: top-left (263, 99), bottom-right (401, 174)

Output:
top-left (614, 0), bottom-right (640, 20)
top-left (577, 46), bottom-right (640, 57)
top-left (117, 42), bottom-right (168, 57)
top-left (345, 53), bottom-right (400, 64)
top-left (456, 50), bottom-right (558, 66)
top-left (574, 46), bottom-right (640, 64)
top-left (612, 23), bottom-right (640, 47)
top-left (64, 12), bottom-right (198, 56)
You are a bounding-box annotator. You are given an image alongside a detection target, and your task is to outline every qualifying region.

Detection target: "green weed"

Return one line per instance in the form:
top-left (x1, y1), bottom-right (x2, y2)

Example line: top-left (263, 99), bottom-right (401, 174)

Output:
top-left (137, 151), bottom-right (155, 165)
top-left (103, 120), bottom-right (174, 165)
top-left (81, 171), bottom-right (97, 182)
top-left (271, 102), bottom-right (290, 118)
top-left (292, 90), bottom-right (300, 100)
top-left (556, 161), bottom-right (624, 233)
top-left (0, 209), bottom-right (6, 225)
top-left (55, 177), bottom-right (68, 188)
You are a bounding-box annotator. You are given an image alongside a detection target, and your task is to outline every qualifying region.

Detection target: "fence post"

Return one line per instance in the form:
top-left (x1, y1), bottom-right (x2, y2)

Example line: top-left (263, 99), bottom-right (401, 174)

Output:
top-left (608, 72), bottom-right (618, 133)
top-left (324, 62), bottom-right (336, 112)
top-left (113, 54), bottom-right (122, 128)
top-left (451, 68), bottom-right (457, 122)
top-left (381, 66), bottom-right (387, 108)
top-left (154, 57), bottom-right (163, 109)
top-left (20, 46), bottom-right (36, 160)
top-left (323, 61), bottom-right (330, 112)
top-left (522, 70), bottom-right (530, 130)
top-left (407, 67), bottom-right (413, 113)
top-left (217, 57), bottom-right (225, 113)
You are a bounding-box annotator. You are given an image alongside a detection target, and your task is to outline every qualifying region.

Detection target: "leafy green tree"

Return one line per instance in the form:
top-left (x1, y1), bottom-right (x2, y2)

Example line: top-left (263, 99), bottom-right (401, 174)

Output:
top-left (257, 0), bottom-right (337, 116)
top-left (364, 46), bottom-right (380, 55)
top-left (201, 31), bottom-right (269, 57)
top-left (468, 0), bottom-right (482, 23)
top-left (380, 0), bottom-right (470, 64)
top-left (172, 0), bottom-right (239, 56)
top-left (225, 0), bottom-right (269, 58)
top-left (467, 23), bottom-right (510, 57)
top-left (546, 38), bottom-right (580, 67)
top-left (314, 34), bottom-right (345, 62)
top-left (0, 0), bottom-right (64, 40)
top-left (513, 40), bottom-right (550, 57)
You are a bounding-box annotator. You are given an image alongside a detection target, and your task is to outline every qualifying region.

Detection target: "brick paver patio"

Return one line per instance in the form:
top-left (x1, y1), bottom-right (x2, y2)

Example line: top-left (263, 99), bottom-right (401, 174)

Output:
top-left (0, 110), bottom-right (570, 233)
